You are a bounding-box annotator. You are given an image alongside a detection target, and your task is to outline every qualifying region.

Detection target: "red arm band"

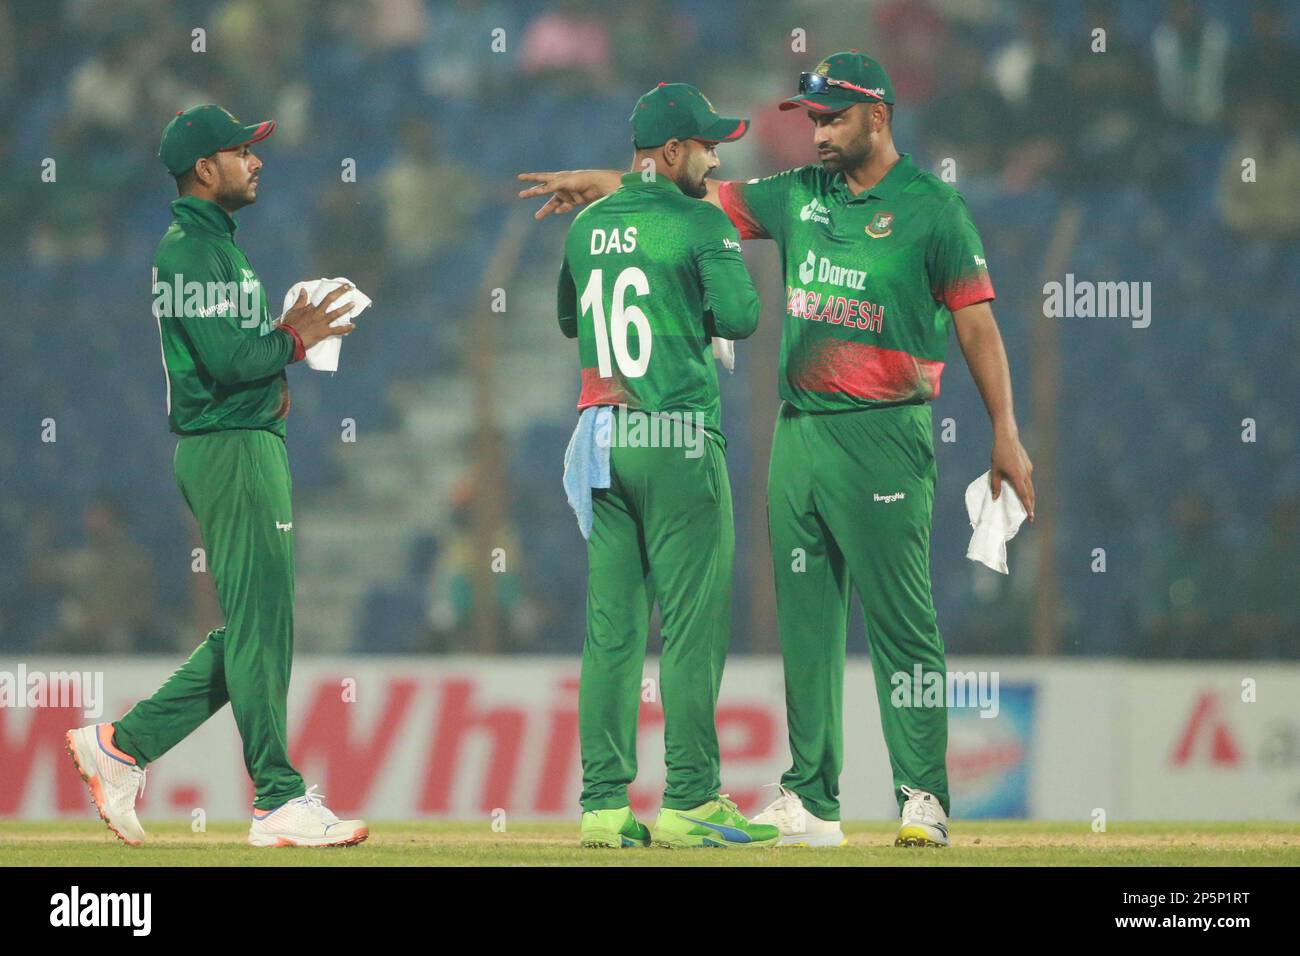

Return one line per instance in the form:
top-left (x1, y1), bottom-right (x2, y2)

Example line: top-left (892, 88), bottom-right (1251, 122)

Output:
top-left (281, 324), bottom-right (306, 363)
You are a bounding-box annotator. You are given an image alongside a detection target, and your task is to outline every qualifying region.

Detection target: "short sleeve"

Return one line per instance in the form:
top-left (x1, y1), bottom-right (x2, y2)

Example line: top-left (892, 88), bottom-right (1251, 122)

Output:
top-left (926, 195), bottom-right (995, 312)
top-left (718, 166), bottom-right (809, 242)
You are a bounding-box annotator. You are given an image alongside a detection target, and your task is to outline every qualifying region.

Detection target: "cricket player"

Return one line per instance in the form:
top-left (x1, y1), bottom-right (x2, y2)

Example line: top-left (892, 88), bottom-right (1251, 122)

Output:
top-left (561, 84), bottom-right (777, 848)
top-left (65, 105), bottom-right (368, 848)
top-left (521, 53), bottom-right (1036, 847)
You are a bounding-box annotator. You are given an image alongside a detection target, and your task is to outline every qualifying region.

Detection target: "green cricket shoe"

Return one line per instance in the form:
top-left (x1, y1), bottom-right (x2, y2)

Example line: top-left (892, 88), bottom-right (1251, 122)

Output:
top-left (650, 795), bottom-right (781, 848)
top-left (580, 806), bottom-right (651, 848)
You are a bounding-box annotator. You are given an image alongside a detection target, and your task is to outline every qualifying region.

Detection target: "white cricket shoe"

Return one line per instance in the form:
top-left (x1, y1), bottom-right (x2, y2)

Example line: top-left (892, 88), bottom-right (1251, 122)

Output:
top-left (65, 724), bottom-right (147, 846)
top-left (751, 784), bottom-right (847, 847)
top-left (895, 785), bottom-right (949, 847)
top-left (248, 785), bottom-right (369, 848)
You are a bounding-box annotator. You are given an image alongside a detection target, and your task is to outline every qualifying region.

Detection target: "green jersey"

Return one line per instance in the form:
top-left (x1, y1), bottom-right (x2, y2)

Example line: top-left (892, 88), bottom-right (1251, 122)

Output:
top-left (557, 172), bottom-right (760, 443)
top-left (717, 153), bottom-right (994, 412)
top-left (152, 196), bottom-right (300, 438)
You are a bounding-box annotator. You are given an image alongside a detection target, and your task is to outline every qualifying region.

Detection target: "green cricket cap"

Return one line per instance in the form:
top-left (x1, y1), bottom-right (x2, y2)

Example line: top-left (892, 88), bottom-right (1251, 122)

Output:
top-left (159, 104), bottom-right (275, 177)
top-left (779, 51), bottom-right (895, 113)
top-left (630, 83), bottom-right (748, 149)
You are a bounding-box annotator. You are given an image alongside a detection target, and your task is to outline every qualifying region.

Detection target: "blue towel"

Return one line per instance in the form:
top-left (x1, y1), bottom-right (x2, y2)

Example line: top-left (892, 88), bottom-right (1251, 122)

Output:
top-left (563, 406), bottom-right (613, 539)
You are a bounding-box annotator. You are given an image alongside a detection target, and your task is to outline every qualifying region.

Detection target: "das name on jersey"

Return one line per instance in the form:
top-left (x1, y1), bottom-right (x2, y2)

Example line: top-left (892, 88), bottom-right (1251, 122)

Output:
top-left (590, 227), bottom-right (638, 255)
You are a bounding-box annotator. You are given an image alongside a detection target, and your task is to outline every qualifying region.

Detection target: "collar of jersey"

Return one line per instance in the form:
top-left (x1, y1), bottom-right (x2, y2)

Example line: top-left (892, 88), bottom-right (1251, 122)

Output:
top-left (619, 171), bottom-right (683, 194)
top-left (170, 196), bottom-right (238, 237)
top-left (829, 152), bottom-right (916, 204)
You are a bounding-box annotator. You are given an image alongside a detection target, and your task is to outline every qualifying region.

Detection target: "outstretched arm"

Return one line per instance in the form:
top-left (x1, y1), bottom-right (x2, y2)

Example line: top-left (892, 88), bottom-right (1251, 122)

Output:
top-left (517, 170), bottom-right (726, 220)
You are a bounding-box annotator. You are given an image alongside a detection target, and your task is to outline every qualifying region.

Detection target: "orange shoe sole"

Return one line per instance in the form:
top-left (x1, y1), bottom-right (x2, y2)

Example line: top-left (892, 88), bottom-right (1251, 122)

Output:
top-left (64, 730), bottom-right (143, 847)
top-left (263, 827), bottom-right (370, 848)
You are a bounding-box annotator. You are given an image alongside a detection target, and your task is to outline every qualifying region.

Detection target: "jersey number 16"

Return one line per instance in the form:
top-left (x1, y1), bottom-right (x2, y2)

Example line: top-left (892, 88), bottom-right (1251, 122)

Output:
top-left (580, 267), bottom-right (652, 379)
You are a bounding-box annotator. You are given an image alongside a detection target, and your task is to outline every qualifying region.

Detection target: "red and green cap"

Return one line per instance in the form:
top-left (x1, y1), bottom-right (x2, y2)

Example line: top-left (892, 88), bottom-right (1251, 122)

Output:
top-left (630, 83), bottom-right (748, 149)
top-left (159, 104), bottom-right (275, 176)
top-left (779, 51), bottom-right (895, 114)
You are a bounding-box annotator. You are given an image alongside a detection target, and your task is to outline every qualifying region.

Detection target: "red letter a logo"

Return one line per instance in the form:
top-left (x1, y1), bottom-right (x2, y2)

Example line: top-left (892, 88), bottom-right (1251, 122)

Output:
top-left (1171, 691), bottom-right (1242, 766)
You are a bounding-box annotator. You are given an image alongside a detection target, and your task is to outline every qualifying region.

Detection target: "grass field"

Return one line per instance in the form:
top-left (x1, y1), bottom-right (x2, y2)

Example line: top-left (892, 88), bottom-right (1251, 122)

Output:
top-left (2, 821), bottom-right (1296, 866)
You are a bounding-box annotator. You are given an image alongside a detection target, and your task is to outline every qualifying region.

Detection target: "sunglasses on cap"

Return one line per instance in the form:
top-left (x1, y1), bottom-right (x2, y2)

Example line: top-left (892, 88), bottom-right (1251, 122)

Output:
top-left (797, 72), bottom-right (885, 101)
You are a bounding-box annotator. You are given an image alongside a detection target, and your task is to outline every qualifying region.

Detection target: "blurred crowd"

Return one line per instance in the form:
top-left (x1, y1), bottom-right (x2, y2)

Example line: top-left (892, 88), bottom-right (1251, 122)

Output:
top-left (0, 0), bottom-right (1296, 658)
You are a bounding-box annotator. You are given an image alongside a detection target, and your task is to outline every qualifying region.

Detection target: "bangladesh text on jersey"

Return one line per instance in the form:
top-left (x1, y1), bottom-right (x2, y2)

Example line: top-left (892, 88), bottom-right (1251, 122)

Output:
top-left (718, 153), bottom-right (994, 412)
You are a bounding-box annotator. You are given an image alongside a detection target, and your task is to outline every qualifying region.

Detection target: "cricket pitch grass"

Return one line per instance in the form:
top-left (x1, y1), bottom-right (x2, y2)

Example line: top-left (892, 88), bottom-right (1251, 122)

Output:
top-left (2, 821), bottom-right (1296, 866)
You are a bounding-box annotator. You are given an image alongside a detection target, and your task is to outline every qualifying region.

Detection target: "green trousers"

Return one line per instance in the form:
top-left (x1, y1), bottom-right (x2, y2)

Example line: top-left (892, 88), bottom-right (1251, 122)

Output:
top-left (580, 426), bottom-right (734, 812)
top-left (767, 401), bottom-right (950, 820)
top-left (113, 429), bottom-right (305, 811)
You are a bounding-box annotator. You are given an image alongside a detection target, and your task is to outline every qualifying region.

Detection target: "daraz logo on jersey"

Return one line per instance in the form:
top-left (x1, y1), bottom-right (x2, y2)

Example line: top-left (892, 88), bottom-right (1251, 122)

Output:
top-left (798, 250), bottom-right (815, 283)
top-left (799, 198), bottom-right (831, 224)
top-left (797, 250), bottom-right (867, 291)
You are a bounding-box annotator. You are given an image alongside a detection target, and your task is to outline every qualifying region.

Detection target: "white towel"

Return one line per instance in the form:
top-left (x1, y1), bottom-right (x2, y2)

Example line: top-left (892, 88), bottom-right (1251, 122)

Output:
top-left (278, 277), bottom-right (373, 372)
top-left (965, 470), bottom-right (1027, 574)
top-left (712, 337), bottom-right (734, 371)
